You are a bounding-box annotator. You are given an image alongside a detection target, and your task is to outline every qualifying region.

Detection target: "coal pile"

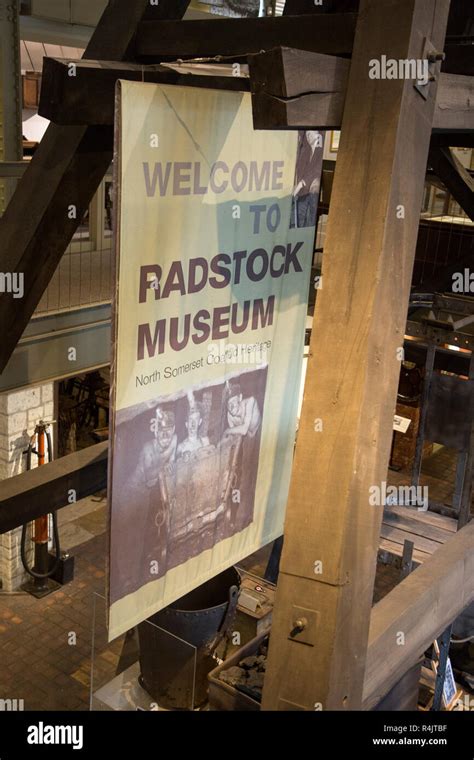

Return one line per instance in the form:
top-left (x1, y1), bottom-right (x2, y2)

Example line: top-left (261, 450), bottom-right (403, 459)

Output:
top-left (218, 640), bottom-right (268, 702)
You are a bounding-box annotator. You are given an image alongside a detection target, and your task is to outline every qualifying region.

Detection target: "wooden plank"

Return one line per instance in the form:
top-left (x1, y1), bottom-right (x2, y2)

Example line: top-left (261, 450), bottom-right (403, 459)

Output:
top-left (0, 0), bottom-right (190, 375)
top-left (428, 145), bottom-right (474, 220)
top-left (364, 521), bottom-right (474, 709)
top-left (0, 442), bottom-right (108, 535)
top-left (261, 0), bottom-right (450, 712)
top-left (380, 524), bottom-right (445, 556)
top-left (386, 504), bottom-right (457, 532)
top-left (383, 509), bottom-right (455, 543)
top-left (135, 14), bottom-right (357, 60)
top-left (38, 57), bottom-right (249, 125)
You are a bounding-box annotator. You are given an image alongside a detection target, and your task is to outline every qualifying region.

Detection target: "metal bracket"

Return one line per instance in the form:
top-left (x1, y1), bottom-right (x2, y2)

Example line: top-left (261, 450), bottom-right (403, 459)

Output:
top-left (413, 37), bottom-right (445, 101)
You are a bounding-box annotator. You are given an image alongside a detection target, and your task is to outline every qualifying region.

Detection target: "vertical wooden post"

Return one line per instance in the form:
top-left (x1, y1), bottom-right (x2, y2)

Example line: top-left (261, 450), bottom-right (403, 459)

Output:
top-left (262, 0), bottom-right (450, 711)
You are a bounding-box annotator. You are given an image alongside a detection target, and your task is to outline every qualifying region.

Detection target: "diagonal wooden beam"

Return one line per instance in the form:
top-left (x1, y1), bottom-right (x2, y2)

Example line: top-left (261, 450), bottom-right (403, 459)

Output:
top-left (428, 144), bottom-right (474, 220)
top-left (0, 0), bottom-right (190, 375)
top-left (261, 0), bottom-right (450, 712)
top-left (363, 521), bottom-right (474, 709)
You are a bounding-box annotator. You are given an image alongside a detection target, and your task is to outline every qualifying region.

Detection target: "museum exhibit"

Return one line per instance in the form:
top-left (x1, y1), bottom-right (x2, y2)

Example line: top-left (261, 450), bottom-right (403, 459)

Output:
top-left (0, 0), bottom-right (473, 752)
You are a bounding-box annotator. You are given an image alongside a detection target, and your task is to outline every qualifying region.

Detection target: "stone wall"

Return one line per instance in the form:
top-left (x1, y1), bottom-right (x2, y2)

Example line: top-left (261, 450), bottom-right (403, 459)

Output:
top-left (0, 383), bottom-right (55, 591)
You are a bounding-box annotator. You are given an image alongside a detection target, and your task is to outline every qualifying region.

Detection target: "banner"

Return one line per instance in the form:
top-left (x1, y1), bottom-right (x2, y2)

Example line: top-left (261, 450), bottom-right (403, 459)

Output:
top-left (108, 81), bottom-right (323, 638)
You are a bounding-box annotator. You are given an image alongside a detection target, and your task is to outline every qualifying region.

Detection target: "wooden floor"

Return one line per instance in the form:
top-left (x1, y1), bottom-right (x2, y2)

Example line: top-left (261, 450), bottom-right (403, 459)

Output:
top-left (380, 505), bottom-right (457, 565)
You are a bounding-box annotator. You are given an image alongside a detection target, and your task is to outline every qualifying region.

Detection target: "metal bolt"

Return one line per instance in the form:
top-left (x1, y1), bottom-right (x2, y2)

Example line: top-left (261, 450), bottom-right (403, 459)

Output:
top-left (428, 52), bottom-right (445, 63)
top-left (293, 617), bottom-right (307, 632)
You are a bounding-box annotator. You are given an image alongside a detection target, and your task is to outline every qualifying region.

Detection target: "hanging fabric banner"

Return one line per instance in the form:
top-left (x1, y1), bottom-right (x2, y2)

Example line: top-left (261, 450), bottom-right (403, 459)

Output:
top-left (108, 80), bottom-right (324, 638)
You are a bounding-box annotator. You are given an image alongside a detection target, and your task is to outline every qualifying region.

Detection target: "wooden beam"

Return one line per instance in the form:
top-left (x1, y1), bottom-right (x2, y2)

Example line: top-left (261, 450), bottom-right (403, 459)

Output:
top-left (249, 47), bottom-right (349, 130)
top-left (261, 0), bottom-right (450, 712)
top-left (39, 50), bottom-right (474, 134)
top-left (363, 521), bottom-right (474, 709)
top-left (249, 47), bottom-right (350, 98)
top-left (433, 72), bottom-right (474, 131)
top-left (134, 12), bottom-right (473, 76)
top-left (248, 48), bottom-right (474, 131)
top-left (428, 145), bottom-right (474, 220)
top-left (284, 0), bottom-right (471, 41)
top-left (0, 0), bottom-right (190, 375)
top-left (135, 14), bottom-right (357, 60)
top-left (38, 57), bottom-right (249, 126)
top-left (0, 442), bottom-right (108, 535)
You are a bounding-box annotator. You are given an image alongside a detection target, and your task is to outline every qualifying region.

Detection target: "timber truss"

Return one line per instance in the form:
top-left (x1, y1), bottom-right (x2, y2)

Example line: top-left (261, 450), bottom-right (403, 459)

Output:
top-left (0, 0), bottom-right (473, 711)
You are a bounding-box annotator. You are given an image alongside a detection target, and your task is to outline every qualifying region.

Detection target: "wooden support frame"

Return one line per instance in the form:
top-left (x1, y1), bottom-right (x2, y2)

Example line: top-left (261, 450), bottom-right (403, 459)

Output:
top-left (262, 0), bottom-right (450, 711)
top-left (363, 521), bottom-right (474, 709)
top-left (428, 144), bottom-right (474, 220)
top-left (0, 0), bottom-right (191, 375)
top-left (0, 0), bottom-right (469, 714)
top-left (38, 51), bottom-right (474, 137)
